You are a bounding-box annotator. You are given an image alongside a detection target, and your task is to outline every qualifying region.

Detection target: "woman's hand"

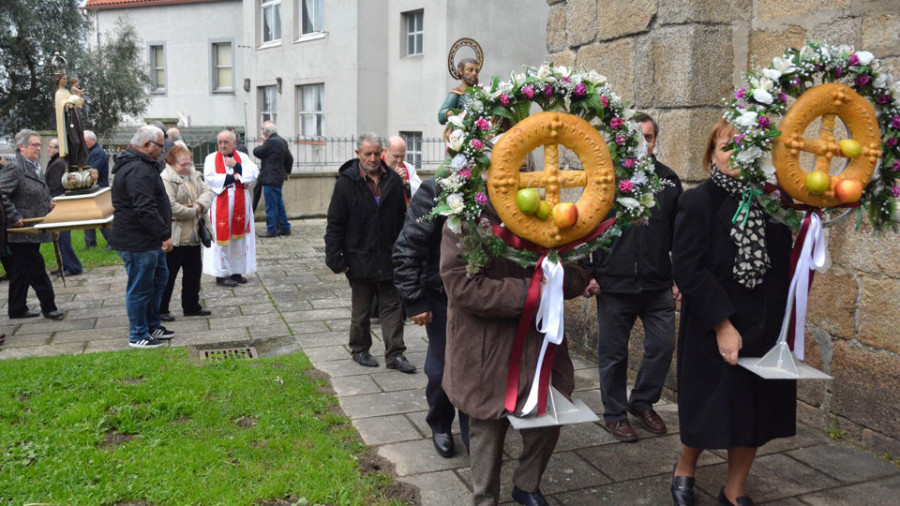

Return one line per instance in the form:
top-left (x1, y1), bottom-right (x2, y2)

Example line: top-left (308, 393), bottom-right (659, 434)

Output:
top-left (714, 319), bottom-right (742, 366)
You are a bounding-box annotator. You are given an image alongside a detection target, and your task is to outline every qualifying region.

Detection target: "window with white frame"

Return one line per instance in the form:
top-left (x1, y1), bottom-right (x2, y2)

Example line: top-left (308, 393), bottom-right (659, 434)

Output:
top-left (149, 44), bottom-right (166, 92)
top-left (298, 84), bottom-right (324, 137)
top-left (211, 41), bottom-right (234, 92)
top-left (259, 86), bottom-right (277, 128)
top-left (300, 0), bottom-right (323, 36)
top-left (260, 0), bottom-right (282, 44)
top-left (403, 10), bottom-right (423, 57)
top-left (401, 131), bottom-right (422, 169)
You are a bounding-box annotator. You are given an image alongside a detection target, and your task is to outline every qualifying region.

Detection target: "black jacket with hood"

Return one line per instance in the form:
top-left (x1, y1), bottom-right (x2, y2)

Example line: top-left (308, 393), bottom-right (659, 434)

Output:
top-left (110, 146), bottom-right (172, 252)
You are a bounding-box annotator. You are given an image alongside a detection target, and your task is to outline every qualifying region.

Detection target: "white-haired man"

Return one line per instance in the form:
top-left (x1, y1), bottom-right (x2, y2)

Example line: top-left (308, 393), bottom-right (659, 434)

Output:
top-left (382, 135), bottom-right (421, 201)
top-left (253, 121), bottom-right (293, 238)
top-left (202, 129), bottom-right (259, 287)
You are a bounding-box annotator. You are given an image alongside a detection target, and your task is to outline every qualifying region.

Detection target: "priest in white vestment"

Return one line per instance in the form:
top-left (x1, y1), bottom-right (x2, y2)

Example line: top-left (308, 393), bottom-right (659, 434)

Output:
top-left (202, 130), bottom-right (259, 287)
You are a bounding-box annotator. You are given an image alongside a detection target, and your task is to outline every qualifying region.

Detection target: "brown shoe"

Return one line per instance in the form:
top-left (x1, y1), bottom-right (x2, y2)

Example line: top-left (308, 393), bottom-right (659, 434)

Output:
top-left (606, 419), bottom-right (638, 442)
top-left (631, 408), bottom-right (667, 435)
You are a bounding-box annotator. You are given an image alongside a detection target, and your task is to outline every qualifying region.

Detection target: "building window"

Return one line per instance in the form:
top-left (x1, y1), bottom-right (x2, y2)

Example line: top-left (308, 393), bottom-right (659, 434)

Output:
top-left (260, 0), bottom-right (282, 44)
top-left (211, 41), bottom-right (234, 92)
top-left (300, 0), bottom-right (323, 36)
top-left (298, 84), bottom-right (324, 137)
top-left (259, 85), bottom-right (277, 129)
top-left (403, 10), bottom-right (423, 57)
top-left (401, 131), bottom-right (422, 169)
top-left (149, 44), bottom-right (166, 93)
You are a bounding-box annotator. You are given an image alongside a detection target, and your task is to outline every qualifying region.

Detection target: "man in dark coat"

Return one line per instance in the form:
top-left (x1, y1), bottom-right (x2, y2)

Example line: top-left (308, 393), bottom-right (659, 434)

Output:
top-left (110, 125), bottom-right (174, 348)
top-left (83, 129), bottom-right (112, 248)
top-left (45, 138), bottom-right (83, 276)
top-left (584, 114), bottom-right (684, 442)
top-left (325, 132), bottom-right (413, 373)
top-left (393, 179), bottom-right (468, 457)
top-left (253, 121), bottom-right (293, 237)
top-left (0, 129), bottom-right (64, 320)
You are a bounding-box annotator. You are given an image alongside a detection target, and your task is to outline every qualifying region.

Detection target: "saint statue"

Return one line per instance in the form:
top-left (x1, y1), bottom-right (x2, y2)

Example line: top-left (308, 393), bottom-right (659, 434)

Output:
top-left (51, 53), bottom-right (88, 171)
top-left (439, 38), bottom-right (484, 126)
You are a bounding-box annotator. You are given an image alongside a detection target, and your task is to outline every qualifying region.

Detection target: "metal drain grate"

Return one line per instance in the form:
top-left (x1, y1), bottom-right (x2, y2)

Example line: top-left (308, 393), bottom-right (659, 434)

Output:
top-left (201, 347), bottom-right (258, 360)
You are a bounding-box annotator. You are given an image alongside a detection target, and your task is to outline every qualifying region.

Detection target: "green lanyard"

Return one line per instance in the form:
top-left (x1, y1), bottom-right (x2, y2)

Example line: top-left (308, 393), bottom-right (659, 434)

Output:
top-left (732, 188), bottom-right (763, 226)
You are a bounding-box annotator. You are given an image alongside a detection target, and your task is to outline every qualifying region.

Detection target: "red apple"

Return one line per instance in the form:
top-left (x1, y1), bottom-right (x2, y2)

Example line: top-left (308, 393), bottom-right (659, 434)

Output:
top-left (552, 202), bottom-right (578, 229)
top-left (834, 178), bottom-right (863, 203)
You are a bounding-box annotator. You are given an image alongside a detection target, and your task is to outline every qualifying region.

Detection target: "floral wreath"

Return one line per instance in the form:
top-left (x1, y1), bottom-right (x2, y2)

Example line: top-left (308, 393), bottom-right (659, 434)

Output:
top-left (724, 40), bottom-right (900, 232)
top-left (429, 63), bottom-right (669, 274)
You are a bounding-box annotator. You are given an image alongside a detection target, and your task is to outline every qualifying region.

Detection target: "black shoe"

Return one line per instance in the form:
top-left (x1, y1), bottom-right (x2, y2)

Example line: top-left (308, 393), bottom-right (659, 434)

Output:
top-left (353, 351), bottom-right (378, 367)
top-left (50, 269), bottom-right (60, 276)
top-left (511, 486), bottom-right (549, 506)
top-left (278, 230), bottom-right (291, 236)
top-left (42, 310), bottom-right (65, 320)
top-left (10, 310), bottom-right (40, 319)
top-left (672, 467), bottom-right (695, 506)
top-left (718, 488), bottom-right (754, 506)
top-left (159, 312), bottom-right (175, 322)
top-left (432, 432), bottom-right (454, 458)
top-left (184, 308), bottom-right (212, 317)
top-left (386, 355), bottom-right (416, 373)
top-left (216, 277), bottom-right (238, 287)
top-left (230, 274), bottom-right (248, 284)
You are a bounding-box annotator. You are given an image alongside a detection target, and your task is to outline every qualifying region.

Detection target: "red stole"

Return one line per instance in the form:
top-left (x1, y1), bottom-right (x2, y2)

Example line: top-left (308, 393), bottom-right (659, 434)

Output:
top-left (214, 151), bottom-right (247, 245)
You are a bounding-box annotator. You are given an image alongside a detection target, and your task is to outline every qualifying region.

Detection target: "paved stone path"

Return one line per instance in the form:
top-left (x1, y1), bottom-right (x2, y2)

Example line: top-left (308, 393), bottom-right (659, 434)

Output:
top-left (1, 218), bottom-right (898, 504)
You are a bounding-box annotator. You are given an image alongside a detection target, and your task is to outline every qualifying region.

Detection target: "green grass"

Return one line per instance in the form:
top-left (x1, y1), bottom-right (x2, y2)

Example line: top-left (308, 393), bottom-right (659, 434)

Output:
top-left (0, 348), bottom-right (400, 505)
top-left (38, 229), bottom-right (123, 271)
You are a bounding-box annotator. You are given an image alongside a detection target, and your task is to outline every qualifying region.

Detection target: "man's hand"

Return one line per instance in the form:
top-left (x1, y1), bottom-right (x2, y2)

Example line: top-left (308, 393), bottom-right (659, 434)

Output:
top-left (49, 200), bottom-right (56, 211)
top-left (672, 284), bottom-right (682, 302)
top-left (393, 164), bottom-right (408, 179)
top-left (162, 238), bottom-right (174, 253)
top-left (410, 311), bottom-right (432, 326)
top-left (223, 155), bottom-right (236, 168)
top-left (714, 319), bottom-right (742, 366)
top-left (194, 203), bottom-right (203, 216)
top-left (12, 219), bottom-right (24, 228)
top-left (583, 278), bottom-right (601, 298)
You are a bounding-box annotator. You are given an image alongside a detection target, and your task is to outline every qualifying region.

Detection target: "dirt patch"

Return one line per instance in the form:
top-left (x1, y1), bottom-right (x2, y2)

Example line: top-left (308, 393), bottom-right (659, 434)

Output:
top-left (358, 450), bottom-right (420, 505)
top-left (99, 430), bottom-right (136, 449)
top-left (249, 439), bottom-right (268, 448)
top-left (236, 416), bottom-right (258, 429)
top-left (114, 500), bottom-right (155, 506)
top-left (255, 496), bottom-right (296, 506)
top-left (120, 377), bottom-right (145, 385)
top-left (168, 416), bottom-right (191, 425)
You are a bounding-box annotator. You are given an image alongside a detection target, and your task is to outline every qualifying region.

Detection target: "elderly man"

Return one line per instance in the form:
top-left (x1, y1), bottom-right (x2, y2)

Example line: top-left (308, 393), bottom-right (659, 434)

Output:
top-left (0, 129), bottom-right (64, 320)
top-left (110, 125), bottom-right (175, 348)
top-left (325, 133), bottom-right (414, 373)
top-left (45, 138), bottom-right (83, 277)
top-left (584, 113), bottom-right (684, 442)
top-left (167, 127), bottom-right (188, 149)
top-left (203, 129), bottom-right (259, 287)
top-left (382, 136), bottom-right (421, 201)
top-left (253, 121), bottom-right (293, 238)
top-left (83, 129), bottom-right (111, 248)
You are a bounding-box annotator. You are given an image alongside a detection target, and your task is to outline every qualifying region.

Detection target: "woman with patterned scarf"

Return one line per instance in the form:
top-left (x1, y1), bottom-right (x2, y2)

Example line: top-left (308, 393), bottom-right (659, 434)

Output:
top-left (669, 118), bottom-right (797, 506)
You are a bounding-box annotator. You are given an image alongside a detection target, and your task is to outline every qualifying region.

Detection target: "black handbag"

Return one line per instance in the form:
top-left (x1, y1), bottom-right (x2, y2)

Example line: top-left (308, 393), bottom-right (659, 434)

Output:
top-left (197, 216), bottom-right (212, 248)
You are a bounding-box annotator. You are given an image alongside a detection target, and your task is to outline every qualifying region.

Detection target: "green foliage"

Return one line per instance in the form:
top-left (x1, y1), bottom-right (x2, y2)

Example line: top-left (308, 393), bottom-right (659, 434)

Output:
top-left (0, 348), bottom-right (399, 504)
top-left (826, 414), bottom-right (847, 440)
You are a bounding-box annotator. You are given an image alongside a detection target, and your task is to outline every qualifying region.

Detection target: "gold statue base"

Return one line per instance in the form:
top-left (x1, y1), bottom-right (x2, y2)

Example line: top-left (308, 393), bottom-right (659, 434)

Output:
top-left (34, 186), bottom-right (114, 231)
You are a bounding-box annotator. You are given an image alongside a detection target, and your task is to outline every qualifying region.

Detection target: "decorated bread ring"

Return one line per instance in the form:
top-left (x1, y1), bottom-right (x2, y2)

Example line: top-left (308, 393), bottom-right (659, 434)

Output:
top-left (489, 112), bottom-right (615, 248)
top-left (447, 38), bottom-right (484, 80)
top-left (773, 83), bottom-right (882, 208)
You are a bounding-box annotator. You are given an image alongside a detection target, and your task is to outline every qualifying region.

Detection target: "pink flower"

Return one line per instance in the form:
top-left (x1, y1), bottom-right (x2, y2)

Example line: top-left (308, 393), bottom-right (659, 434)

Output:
top-left (610, 117), bottom-right (624, 129)
top-left (470, 138), bottom-right (484, 150)
top-left (778, 93), bottom-right (788, 104)
top-left (892, 186), bottom-right (900, 198)
top-left (499, 93), bottom-right (510, 106)
top-left (601, 96), bottom-right (609, 108)
top-left (835, 66), bottom-right (843, 78)
top-left (735, 134), bottom-right (745, 145)
top-left (615, 136), bottom-right (626, 146)
top-left (856, 74), bottom-right (871, 88)
top-left (735, 88), bottom-right (747, 99)
top-left (522, 85), bottom-right (535, 99)
top-left (475, 118), bottom-right (490, 131)
top-left (573, 82), bottom-right (587, 98)
top-left (885, 136), bottom-right (898, 147)
top-left (791, 77), bottom-right (801, 87)
top-left (618, 180), bottom-right (634, 193)
top-left (561, 76), bottom-right (571, 83)
top-left (892, 160), bottom-right (900, 171)
top-left (459, 168), bottom-right (471, 179)
top-left (544, 85), bottom-right (554, 99)
top-left (877, 94), bottom-right (891, 105)
top-left (475, 192), bottom-right (487, 204)
top-left (758, 116), bottom-right (770, 129)
top-left (849, 54), bottom-right (860, 66)
top-left (891, 116), bottom-right (900, 130)
top-left (623, 158), bottom-right (636, 168)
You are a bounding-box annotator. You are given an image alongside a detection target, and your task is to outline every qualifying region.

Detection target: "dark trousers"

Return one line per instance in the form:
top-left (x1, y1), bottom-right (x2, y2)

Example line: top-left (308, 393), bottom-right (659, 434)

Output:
top-left (7, 242), bottom-right (57, 316)
top-left (252, 181), bottom-right (263, 213)
top-left (83, 227), bottom-right (111, 248)
top-left (57, 231), bottom-right (83, 274)
top-left (349, 280), bottom-right (406, 361)
top-left (160, 245), bottom-right (203, 315)
top-left (469, 417), bottom-right (560, 506)
top-left (424, 292), bottom-right (469, 446)
top-left (596, 288), bottom-right (676, 423)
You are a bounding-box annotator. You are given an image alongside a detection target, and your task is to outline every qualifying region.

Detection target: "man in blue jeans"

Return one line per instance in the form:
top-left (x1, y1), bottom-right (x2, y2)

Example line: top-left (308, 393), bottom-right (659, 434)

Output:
top-left (253, 121), bottom-right (293, 238)
top-left (109, 125), bottom-right (175, 348)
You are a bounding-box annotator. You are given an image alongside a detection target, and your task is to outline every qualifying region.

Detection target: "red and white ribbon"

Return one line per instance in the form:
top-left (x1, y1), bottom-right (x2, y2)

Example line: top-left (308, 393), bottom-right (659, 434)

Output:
top-left (786, 211), bottom-right (827, 360)
top-left (520, 258), bottom-right (565, 416)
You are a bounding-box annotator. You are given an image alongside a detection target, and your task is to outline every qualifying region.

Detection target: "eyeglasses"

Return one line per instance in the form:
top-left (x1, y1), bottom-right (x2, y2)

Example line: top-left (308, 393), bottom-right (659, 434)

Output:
top-left (149, 141), bottom-right (165, 148)
top-left (29, 142), bottom-right (42, 148)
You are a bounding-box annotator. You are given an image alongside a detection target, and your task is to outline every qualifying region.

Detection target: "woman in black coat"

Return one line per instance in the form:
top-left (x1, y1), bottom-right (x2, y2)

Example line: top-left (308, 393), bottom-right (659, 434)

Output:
top-left (670, 119), bottom-right (796, 506)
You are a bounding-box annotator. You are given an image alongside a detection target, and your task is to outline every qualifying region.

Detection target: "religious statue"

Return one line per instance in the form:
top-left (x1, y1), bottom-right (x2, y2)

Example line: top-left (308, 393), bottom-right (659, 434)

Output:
top-left (438, 38), bottom-right (484, 126)
top-left (51, 52), bottom-right (88, 171)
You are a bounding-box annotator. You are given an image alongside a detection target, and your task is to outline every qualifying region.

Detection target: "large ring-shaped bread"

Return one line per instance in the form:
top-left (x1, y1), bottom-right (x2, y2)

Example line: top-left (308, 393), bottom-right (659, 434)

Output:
top-left (773, 82), bottom-right (882, 208)
top-left (488, 112), bottom-right (616, 249)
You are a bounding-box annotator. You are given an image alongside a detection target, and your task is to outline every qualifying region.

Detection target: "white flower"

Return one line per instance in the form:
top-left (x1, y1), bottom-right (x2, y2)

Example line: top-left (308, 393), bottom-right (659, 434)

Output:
top-left (736, 146), bottom-right (763, 164)
top-left (771, 56), bottom-right (797, 75)
top-left (490, 82), bottom-right (513, 100)
top-left (446, 193), bottom-right (465, 214)
top-left (446, 214), bottom-right (462, 233)
top-left (752, 88), bottom-right (774, 104)
top-left (762, 163), bottom-right (777, 183)
top-left (750, 76), bottom-right (774, 104)
top-left (639, 192), bottom-right (655, 208)
top-left (584, 70), bottom-right (607, 86)
top-left (556, 65), bottom-right (570, 77)
top-left (762, 67), bottom-right (782, 81)
top-left (630, 170), bottom-right (648, 186)
top-left (893, 199), bottom-right (900, 223)
top-left (734, 110), bottom-right (759, 128)
top-left (440, 174), bottom-right (463, 192)
top-left (448, 129), bottom-right (465, 151)
top-left (469, 99), bottom-right (484, 113)
top-left (511, 72), bottom-right (526, 87)
top-left (451, 154), bottom-right (468, 170)
top-left (856, 51), bottom-right (875, 66)
top-left (837, 45), bottom-right (854, 57)
top-left (447, 113), bottom-right (466, 129)
top-left (617, 197), bottom-right (640, 209)
top-left (873, 71), bottom-right (894, 90)
top-left (799, 45), bottom-right (818, 63)
top-left (537, 65), bottom-right (556, 83)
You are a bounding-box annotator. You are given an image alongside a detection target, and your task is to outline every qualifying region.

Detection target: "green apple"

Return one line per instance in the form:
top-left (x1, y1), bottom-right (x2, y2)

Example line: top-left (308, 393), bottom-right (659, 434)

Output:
top-left (805, 170), bottom-right (831, 194)
top-left (535, 200), bottom-right (552, 220)
top-left (516, 188), bottom-right (541, 214)
top-left (839, 139), bottom-right (863, 159)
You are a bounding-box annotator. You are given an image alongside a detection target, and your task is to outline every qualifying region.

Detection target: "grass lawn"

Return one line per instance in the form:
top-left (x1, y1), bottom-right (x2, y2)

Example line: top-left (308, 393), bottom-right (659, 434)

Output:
top-left (39, 228), bottom-right (123, 271)
top-left (0, 347), bottom-right (403, 504)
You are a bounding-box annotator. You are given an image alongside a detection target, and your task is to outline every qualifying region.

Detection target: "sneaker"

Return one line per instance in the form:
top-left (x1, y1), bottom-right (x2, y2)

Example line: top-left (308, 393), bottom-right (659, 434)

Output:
top-left (150, 326), bottom-right (175, 340)
top-left (129, 338), bottom-right (165, 349)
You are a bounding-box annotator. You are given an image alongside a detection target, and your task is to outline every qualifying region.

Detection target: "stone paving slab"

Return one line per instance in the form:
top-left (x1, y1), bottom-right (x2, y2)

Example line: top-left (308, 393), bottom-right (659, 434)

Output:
top-left (354, 414), bottom-right (423, 446)
top-left (338, 388), bottom-right (428, 419)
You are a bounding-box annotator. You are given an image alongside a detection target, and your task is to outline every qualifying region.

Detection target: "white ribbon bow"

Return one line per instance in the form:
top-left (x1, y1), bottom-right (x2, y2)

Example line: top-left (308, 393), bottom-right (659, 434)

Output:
top-left (520, 258), bottom-right (565, 416)
top-left (787, 212), bottom-right (827, 360)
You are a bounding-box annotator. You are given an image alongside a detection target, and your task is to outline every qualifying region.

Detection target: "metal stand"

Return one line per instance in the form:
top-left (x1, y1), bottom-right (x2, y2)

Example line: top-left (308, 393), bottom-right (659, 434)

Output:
top-left (508, 385), bottom-right (599, 429)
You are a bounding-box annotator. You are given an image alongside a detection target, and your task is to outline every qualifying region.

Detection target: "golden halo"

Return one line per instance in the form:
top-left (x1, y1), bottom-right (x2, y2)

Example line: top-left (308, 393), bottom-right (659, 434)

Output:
top-left (447, 38), bottom-right (484, 80)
